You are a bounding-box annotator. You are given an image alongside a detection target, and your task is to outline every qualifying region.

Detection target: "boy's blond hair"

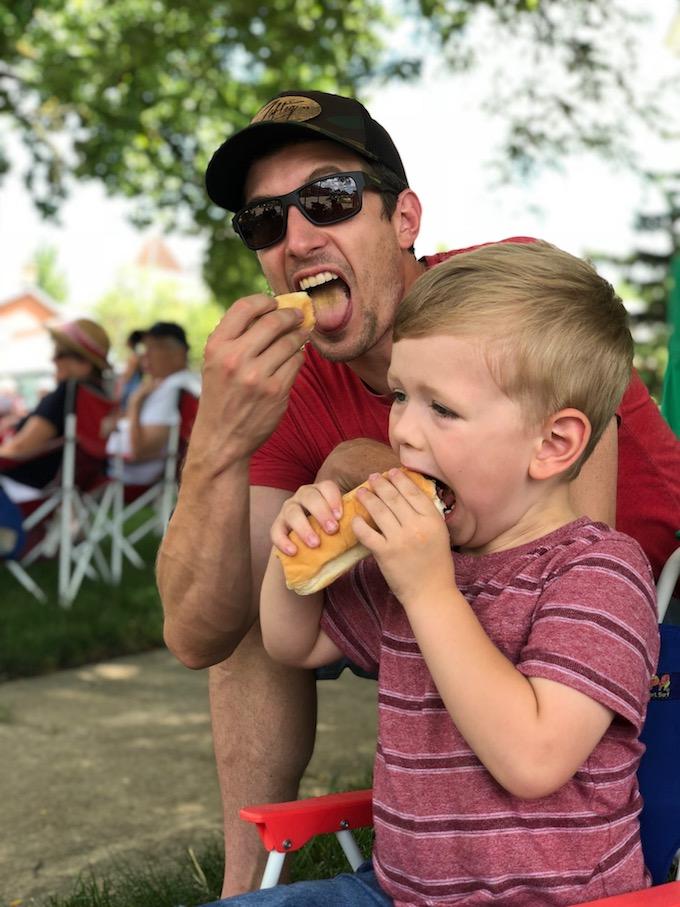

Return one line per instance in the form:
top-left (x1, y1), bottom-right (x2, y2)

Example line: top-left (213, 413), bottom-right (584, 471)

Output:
top-left (394, 241), bottom-right (633, 478)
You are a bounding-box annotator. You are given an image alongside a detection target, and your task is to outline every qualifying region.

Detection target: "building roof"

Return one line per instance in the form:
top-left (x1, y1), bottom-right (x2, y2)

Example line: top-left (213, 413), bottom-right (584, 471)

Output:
top-left (134, 236), bottom-right (181, 272)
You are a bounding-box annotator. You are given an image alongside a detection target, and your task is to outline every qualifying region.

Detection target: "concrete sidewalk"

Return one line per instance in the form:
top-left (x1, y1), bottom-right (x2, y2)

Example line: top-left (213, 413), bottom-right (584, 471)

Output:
top-left (0, 649), bottom-right (377, 905)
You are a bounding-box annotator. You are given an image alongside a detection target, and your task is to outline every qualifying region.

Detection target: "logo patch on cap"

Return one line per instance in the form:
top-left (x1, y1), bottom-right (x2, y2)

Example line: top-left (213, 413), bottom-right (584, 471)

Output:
top-left (251, 96), bottom-right (322, 125)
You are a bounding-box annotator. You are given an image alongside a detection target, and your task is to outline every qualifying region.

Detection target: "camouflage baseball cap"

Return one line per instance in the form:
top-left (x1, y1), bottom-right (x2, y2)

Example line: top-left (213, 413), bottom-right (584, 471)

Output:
top-left (205, 89), bottom-right (409, 212)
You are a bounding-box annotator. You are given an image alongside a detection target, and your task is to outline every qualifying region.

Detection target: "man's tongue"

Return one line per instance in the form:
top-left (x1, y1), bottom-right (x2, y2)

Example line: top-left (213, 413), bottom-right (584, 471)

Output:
top-left (309, 280), bottom-right (350, 333)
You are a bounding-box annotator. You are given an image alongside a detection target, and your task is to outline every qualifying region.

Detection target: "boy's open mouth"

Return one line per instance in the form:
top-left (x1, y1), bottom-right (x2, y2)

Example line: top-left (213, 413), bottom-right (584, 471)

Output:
top-left (432, 477), bottom-right (456, 516)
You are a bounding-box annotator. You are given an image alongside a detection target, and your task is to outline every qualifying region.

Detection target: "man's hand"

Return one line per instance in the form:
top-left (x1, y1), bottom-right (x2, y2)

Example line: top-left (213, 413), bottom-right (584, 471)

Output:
top-left (353, 469), bottom-right (453, 606)
top-left (189, 294), bottom-right (312, 477)
top-left (315, 438), bottom-right (400, 492)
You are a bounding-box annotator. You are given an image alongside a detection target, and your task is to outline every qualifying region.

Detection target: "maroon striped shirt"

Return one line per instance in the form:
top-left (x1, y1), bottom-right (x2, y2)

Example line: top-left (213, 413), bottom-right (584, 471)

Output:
top-left (322, 518), bottom-right (659, 906)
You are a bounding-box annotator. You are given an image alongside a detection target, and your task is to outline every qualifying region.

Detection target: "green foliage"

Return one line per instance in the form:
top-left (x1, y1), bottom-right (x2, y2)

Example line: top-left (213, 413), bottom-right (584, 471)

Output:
top-left (2, 1), bottom-right (679, 301)
top-left (0, 0), bottom-right (394, 299)
top-left (592, 172), bottom-right (680, 400)
top-left (32, 241), bottom-right (69, 301)
top-left (92, 269), bottom-right (224, 368)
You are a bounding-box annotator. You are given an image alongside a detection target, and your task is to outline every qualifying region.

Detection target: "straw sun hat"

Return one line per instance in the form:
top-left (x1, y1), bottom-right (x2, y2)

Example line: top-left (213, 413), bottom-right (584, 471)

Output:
top-left (46, 318), bottom-right (111, 371)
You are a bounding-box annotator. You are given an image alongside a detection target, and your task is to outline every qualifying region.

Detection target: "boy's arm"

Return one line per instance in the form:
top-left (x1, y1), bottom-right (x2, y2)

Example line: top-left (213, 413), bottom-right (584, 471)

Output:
top-left (260, 550), bottom-right (343, 669)
top-left (404, 595), bottom-right (614, 800)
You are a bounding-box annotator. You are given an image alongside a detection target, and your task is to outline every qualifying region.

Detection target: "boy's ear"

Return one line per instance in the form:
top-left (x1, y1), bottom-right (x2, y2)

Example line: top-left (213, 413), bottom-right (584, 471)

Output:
top-left (529, 408), bottom-right (591, 481)
top-left (393, 189), bottom-right (422, 252)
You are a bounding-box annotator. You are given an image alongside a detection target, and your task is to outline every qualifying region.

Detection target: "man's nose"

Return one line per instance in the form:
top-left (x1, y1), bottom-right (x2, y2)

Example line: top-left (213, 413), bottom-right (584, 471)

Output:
top-left (284, 205), bottom-right (327, 256)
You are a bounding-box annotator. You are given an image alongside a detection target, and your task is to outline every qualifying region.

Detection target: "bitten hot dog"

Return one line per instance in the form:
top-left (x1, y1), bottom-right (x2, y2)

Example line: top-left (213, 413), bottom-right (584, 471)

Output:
top-left (275, 468), bottom-right (445, 595)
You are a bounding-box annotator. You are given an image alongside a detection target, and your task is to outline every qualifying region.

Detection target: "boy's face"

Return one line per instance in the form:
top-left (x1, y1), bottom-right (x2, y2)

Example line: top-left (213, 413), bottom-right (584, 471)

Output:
top-left (387, 334), bottom-right (545, 554)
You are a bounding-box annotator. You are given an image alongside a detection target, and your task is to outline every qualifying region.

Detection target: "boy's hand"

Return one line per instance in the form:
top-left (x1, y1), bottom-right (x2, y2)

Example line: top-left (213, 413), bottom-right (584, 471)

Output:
top-left (270, 480), bottom-right (343, 555)
top-left (353, 468), bottom-right (454, 605)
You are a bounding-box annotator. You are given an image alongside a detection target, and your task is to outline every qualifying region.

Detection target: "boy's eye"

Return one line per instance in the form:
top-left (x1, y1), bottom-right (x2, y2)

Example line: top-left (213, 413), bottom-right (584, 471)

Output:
top-left (391, 390), bottom-right (406, 404)
top-left (432, 401), bottom-right (457, 418)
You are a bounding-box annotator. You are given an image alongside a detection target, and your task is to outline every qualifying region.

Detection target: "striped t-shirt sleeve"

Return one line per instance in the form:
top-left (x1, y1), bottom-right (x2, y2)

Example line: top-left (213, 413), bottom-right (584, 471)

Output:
top-left (517, 536), bottom-right (659, 729)
top-left (322, 559), bottom-right (383, 675)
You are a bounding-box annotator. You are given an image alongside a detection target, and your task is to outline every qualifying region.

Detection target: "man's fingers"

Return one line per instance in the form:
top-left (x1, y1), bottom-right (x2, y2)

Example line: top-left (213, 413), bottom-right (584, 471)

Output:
top-left (211, 295), bottom-right (308, 356)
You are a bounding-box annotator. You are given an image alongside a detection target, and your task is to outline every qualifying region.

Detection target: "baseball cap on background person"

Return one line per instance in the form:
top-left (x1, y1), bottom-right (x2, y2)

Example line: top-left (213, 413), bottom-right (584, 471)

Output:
top-left (143, 322), bottom-right (190, 349)
top-left (46, 318), bottom-right (111, 371)
top-left (205, 89), bottom-right (409, 213)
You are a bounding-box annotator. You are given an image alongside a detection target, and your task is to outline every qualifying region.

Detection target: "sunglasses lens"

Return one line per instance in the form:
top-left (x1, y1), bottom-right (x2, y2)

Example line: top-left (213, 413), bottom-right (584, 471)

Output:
top-left (299, 174), bottom-right (361, 224)
top-left (234, 173), bottom-right (367, 251)
top-left (236, 199), bottom-right (285, 251)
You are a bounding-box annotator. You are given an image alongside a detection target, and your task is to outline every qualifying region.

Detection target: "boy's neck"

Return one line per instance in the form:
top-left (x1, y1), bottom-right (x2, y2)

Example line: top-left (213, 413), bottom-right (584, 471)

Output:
top-left (462, 485), bottom-right (581, 556)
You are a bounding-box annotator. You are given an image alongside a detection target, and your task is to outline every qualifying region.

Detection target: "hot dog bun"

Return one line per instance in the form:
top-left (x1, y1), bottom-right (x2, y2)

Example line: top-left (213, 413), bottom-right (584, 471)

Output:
top-left (276, 468), bottom-right (444, 595)
top-left (275, 291), bottom-right (315, 332)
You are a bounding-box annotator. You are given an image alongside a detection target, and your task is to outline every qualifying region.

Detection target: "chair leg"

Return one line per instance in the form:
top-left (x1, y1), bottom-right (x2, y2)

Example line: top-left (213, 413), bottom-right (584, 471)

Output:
top-left (336, 828), bottom-right (365, 870)
top-left (260, 851), bottom-right (287, 889)
top-left (5, 561), bottom-right (47, 603)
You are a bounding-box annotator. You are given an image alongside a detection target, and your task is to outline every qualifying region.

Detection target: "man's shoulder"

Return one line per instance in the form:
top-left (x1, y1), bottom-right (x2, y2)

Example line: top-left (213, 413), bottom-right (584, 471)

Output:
top-left (422, 237), bottom-right (538, 270)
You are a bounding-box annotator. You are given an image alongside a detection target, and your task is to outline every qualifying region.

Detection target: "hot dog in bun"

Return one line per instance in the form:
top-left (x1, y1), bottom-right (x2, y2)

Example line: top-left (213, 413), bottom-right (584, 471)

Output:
top-left (276, 467), bottom-right (446, 595)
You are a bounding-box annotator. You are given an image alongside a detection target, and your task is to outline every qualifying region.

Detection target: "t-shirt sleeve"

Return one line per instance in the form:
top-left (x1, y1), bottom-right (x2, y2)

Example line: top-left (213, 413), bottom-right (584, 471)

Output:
top-left (517, 535), bottom-right (659, 731)
top-left (140, 381), bottom-right (180, 426)
top-left (250, 404), bottom-right (321, 492)
top-left (33, 382), bottom-right (68, 435)
top-left (321, 558), bottom-right (385, 675)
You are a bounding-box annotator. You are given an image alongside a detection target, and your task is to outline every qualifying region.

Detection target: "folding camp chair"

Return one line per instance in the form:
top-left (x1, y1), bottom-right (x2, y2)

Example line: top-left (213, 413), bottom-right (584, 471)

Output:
top-left (239, 568), bottom-right (680, 900)
top-left (1, 381), bottom-right (117, 605)
top-left (109, 389), bottom-right (198, 582)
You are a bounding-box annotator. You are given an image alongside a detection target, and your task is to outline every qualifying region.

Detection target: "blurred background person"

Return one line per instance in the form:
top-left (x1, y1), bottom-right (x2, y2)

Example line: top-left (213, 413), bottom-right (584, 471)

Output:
top-left (0, 317), bottom-right (111, 502)
top-left (117, 328), bottom-right (146, 412)
top-left (0, 378), bottom-right (27, 443)
top-left (105, 321), bottom-right (200, 485)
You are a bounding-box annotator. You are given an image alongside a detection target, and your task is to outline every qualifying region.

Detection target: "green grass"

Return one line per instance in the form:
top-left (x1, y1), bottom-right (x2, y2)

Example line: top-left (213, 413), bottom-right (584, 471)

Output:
top-left (3, 514), bottom-right (374, 907)
top-left (36, 826), bottom-right (375, 907)
top-left (1, 532), bottom-right (164, 681)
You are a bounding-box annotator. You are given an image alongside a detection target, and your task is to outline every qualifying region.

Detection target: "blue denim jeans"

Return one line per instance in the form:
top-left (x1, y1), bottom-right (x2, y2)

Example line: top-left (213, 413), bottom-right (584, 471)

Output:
top-left (199, 862), bottom-right (392, 906)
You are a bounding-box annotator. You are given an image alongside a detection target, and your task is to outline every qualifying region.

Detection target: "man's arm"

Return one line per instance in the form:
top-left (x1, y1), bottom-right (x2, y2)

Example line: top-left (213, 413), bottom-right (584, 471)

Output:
top-left (569, 417), bottom-right (617, 526)
top-left (157, 294), bottom-right (310, 668)
top-left (315, 438), bottom-right (399, 491)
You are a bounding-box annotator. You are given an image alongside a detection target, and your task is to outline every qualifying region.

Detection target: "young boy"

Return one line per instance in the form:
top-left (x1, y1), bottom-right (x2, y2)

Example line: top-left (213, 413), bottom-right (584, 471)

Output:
top-left (208, 241), bottom-right (660, 906)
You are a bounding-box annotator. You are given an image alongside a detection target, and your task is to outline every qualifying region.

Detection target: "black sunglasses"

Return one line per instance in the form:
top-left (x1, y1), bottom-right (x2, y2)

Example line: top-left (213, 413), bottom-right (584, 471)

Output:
top-left (232, 170), bottom-right (386, 251)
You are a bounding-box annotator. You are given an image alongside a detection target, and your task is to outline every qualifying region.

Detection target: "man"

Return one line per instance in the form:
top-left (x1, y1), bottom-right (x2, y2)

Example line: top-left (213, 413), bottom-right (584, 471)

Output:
top-left (106, 321), bottom-right (200, 483)
top-left (157, 90), bottom-right (680, 895)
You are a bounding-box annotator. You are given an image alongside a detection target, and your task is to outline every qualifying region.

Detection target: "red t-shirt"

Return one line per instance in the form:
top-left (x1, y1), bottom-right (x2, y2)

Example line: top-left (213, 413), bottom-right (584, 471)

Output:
top-left (250, 245), bottom-right (680, 579)
top-left (322, 519), bottom-right (659, 906)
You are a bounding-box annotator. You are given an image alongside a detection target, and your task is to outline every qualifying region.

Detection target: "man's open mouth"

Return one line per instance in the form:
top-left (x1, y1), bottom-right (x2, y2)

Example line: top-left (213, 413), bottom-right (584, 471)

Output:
top-left (299, 272), bottom-right (351, 333)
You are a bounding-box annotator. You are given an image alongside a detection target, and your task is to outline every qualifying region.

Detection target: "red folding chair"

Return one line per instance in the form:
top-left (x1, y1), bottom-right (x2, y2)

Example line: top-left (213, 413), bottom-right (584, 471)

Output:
top-left (1, 381), bottom-right (117, 605)
top-left (109, 389), bottom-right (199, 582)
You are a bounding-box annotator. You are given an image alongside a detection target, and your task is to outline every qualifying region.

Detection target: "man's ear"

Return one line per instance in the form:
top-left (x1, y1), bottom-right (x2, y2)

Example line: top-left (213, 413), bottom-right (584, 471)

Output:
top-left (393, 189), bottom-right (422, 252)
top-left (529, 408), bottom-right (591, 481)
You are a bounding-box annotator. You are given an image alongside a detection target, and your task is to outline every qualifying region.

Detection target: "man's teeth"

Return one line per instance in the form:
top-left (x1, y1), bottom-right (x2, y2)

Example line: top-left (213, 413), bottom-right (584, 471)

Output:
top-left (299, 272), bottom-right (337, 290)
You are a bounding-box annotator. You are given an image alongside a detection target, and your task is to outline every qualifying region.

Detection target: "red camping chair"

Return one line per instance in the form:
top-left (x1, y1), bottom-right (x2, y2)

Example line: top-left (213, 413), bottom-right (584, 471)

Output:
top-left (109, 389), bottom-right (199, 582)
top-left (238, 564), bottom-right (680, 902)
top-left (1, 381), bottom-right (117, 605)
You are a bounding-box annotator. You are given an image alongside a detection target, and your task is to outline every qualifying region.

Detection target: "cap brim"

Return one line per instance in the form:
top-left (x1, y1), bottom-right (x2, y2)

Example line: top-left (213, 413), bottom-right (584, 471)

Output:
top-left (47, 326), bottom-right (110, 371)
top-left (205, 121), bottom-right (380, 212)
